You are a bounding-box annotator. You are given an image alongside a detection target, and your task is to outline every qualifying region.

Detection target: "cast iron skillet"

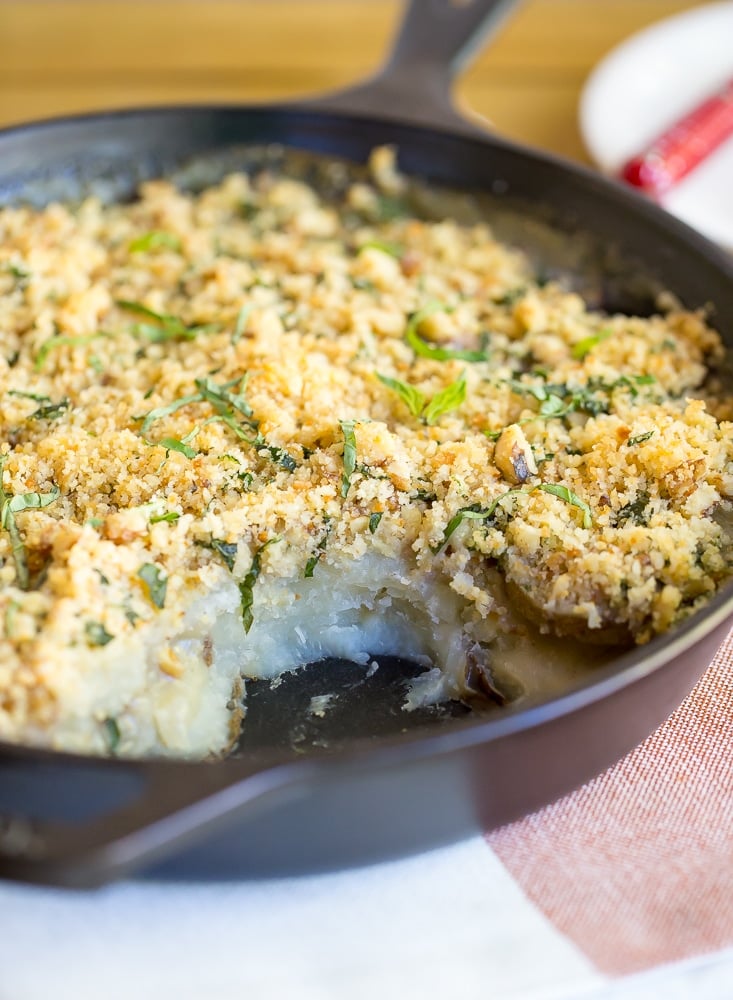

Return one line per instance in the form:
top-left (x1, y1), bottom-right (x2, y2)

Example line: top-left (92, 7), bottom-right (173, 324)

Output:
top-left (1, 0), bottom-right (733, 888)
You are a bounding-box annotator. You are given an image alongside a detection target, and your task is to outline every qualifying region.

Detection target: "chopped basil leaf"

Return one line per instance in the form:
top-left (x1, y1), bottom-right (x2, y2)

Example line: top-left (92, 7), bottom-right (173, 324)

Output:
top-left (303, 552), bottom-right (321, 578)
top-left (8, 390), bottom-right (51, 404)
top-left (376, 373), bottom-right (425, 418)
top-left (422, 373), bottom-right (466, 425)
top-left (254, 437), bottom-right (297, 472)
top-left (4, 600), bottom-right (19, 638)
top-left (138, 562), bottom-right (167, 608)
top-left (103, 717), bottom-right (120, 753)
top-left (194, 375), bottom-right (255, 422)
top-left (434, 482), bottom-right (591, 551)
top-left (537, 483), bottom-right (592, 529)
top-left (156, 436), bottom-right (197, 459)
top-left (433, 501), bottom-right (501, 554)
top-left (377, 371), bottom-right (466, 424)
top-left (0, 474), bottom-right (60, 591)
top-left (28, 399), bottom-right (70, 421)
top-left (304, 517), bottom-right (332, 578)
top-left (572, 328), bottom-right (612, 360)
top-left (375, 194), bottom-right (409, 221)
top-left (538, 394), bottom-right (568, 418)
top-left (1, 487), bottom-right (61, 521)
top-left (349, 276), bottom-right (376, 292)
top-left (138, 377), bottom-right (296, 472)
top-left (7, 389), bottom-right (69, 420)
top-left (207, 538), bottom-right (238, 572)
top-left (35, 333), bottom-right (104, 371)
top-left (492, 286), bottom-right (526, 306)
top-left (358, 239), bottom-right (404, 258)
top-left (628, 430), bottom-right (654, 446)
top-left (240, 538), bottom-right (278, 633)
top-left (5, 261), bottom-right (30, 282)
top-left (434, 490), bottom-right (530, 552)
top-left (149, 511), bottom-right (180, 525)
top-left (128, 230), bottom-right (182, 253)
top-left (85, 621), bottom-right (114, 646)
top-left (232, 304), bottom-right (252, 345)
top-left (368, 512), bottom-right (383, 534)
top-left (116, 300), bottom-right (201, 343)
top-left (614, 491), bottom-right (650, 527)
top-left (137, 392), bottom-right (200, 435)
top-left (340, 419), bottom-right (357, 498)
top-left (405, 303), bottom-right (489, 363)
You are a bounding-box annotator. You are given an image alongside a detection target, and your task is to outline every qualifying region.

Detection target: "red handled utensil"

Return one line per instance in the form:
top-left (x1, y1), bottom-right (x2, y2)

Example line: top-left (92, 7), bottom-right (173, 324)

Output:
top-left (621, 76), bottom-right (733, 196)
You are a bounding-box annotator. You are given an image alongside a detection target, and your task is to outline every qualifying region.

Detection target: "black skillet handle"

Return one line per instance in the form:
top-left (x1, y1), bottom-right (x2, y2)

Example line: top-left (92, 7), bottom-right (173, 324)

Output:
top-left (0, 745), bottom-right (299, 888)
top-left (312, 0), bottom-right (521, 133)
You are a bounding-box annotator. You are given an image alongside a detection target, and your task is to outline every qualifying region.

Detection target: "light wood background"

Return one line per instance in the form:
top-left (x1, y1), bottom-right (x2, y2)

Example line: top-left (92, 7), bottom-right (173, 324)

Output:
top-left (1, 1), bottom-right (704, 163)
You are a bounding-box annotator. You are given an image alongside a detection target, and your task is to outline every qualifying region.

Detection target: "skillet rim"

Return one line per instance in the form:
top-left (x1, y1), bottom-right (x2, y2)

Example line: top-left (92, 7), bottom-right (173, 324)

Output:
top-left (0, 101), bottom-right (732, 769)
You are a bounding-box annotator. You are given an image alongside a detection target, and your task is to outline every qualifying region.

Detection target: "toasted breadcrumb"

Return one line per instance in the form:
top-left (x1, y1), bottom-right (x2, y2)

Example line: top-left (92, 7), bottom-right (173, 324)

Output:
top-left (0, 146), bottom-right (730, 756)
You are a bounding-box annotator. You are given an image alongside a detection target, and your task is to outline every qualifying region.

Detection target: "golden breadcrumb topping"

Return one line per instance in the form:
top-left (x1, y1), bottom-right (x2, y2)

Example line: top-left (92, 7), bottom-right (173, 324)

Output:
top-left (0, 145), bottom-right (730, 754)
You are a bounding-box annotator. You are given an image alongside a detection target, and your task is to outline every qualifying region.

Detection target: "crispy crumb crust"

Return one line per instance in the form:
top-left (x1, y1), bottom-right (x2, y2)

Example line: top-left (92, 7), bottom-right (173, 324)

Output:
top-left (0, 146), bottom-right (731, 753)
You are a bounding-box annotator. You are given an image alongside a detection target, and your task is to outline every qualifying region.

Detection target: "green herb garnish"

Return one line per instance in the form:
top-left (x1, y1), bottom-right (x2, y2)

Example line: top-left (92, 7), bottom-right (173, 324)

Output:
top-left (304, 517), bottom-right (332, 578)
top-left (8, 390), bottom-right (50, 404)
top-left (85, 621), bottom-right (114, 646)
top-left (194, 375), bottom-right (255, 421)
top-left (7, 390), bottom-right (69, 420)
top-left (156, 436), bottom-right (197, 460)
top-left (358, 239), bottom-right (404, 258)
top-left (434, 481), bottom-right (593, 552)
top-left (368, 512), bottom-right (383, 534)
top-left (138, 562), bottom-right (167, 608)
top-left (614, 491), bottom-right (650, 527)
top-left (405, 303), bottom-right (489, 363)
top-left (232, 305), bottom-right (252, 345)
top-left (433, 493), bottom-right (525, 553)
top-left (377, 371), bottom-right (466, 425)
top-left (116, 300), bottom-right (201, 343)
top-left (0, 471), bottom-right (60, 590)
top-left (340, 419), bottom-right (357, 498)
top-left (627, 431), bottom-right (654, 446)
top-left (537, 483), bottom-right (592, 529)
top-left (4, 261), bottom-right (30, 283)
top-left (149, 511), bottom-right (180, 525)
top-left (35, 333), bottom-right (103, 371)
top-left (137, 392), bottom-right (201, 435)
top-left (207, 538), bottom-right (238, 572)
top-left (128, 230), bottom-right (182, 254)
top-left (137, 376), bottom-right (296, 472)
top-left (376, 374), bottom-right (425, 419)
top-left (422, 374), bottom-right (467, 425)
top-left (254, 438), bottom-right (298, 473)
top-left (375, 194), bottom-right (409, 221)
top-left (572, 328), bottom-right (612, 360)
top-left (103, 717), bottom-right (120, 753)
top-left (240, 538), bottom-right (278, 633)
top-left (492, 286), bottom-right (526, 306)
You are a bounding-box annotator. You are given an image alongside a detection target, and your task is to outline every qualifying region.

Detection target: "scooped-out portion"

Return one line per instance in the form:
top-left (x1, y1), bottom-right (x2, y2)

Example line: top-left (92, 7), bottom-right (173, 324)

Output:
top-left (0, 145), bottom-right (730, 758)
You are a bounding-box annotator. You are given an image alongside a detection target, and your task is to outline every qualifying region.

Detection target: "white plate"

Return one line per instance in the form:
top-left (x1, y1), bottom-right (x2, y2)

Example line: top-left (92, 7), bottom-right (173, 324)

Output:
top-left (579, 2), bottom-right (733, 248)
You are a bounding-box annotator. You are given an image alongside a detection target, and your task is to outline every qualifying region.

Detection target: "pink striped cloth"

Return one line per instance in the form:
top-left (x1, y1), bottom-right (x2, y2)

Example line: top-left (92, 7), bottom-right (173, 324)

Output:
top-left (488, 627), bottom-right (733, 977)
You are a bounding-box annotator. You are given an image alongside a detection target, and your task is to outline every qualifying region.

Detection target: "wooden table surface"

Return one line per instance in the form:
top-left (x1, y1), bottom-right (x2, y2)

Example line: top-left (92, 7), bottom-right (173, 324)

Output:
top-left (1, 1), bottom-right (704, 164)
